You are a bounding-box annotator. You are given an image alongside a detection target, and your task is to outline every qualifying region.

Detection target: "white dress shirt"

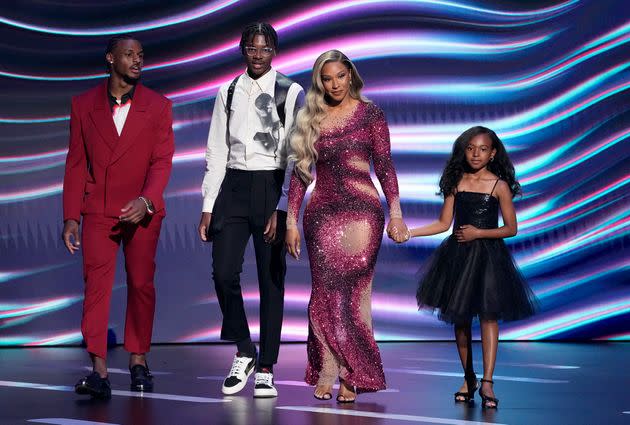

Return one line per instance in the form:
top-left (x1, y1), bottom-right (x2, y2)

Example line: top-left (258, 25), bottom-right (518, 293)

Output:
top-left (112, 99), bottom-right (131, 136)
top-left (201, 68), bottom-right (303, 212)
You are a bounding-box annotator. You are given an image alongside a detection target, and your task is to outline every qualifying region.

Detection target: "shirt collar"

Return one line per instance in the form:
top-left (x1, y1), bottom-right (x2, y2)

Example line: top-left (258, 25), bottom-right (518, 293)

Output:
top-left (108, 84), bottom-right (135, 110)
top-left (241, 67), bottom-right (276, 93)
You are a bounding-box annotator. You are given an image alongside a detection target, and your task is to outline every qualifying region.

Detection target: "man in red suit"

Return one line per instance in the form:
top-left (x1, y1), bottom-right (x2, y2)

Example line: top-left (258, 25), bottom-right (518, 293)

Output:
top-left (61, 34), bottom-right (174, 398)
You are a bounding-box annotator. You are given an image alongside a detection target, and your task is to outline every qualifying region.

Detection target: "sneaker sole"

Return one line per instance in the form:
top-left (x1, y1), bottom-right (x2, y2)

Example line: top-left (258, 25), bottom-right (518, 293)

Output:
top-left (221, 367), bottom-right (255, 395)
top-left (253, 388), bottom-right (278, 398)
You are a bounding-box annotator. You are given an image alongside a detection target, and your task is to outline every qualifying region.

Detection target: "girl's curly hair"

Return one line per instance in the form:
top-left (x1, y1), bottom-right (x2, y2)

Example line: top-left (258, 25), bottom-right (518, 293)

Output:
top-left (439, 126), bottom-right (521, 198)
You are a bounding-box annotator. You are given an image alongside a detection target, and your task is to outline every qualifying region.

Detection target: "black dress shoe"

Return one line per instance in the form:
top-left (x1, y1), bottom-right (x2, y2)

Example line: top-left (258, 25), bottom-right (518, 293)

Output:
top-left (130, 364), bottom-right (153, 392)
top-left (75, 372), bottom-right (111, 399)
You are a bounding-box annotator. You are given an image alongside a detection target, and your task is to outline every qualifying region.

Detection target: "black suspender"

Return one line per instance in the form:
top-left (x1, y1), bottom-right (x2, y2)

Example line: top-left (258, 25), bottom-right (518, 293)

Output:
top-left (225, 75), bottom-right (240, 124)
top-left (224, 75), bottom-right (241, 158)
top-left (274, 72), bottom-right (294, 127)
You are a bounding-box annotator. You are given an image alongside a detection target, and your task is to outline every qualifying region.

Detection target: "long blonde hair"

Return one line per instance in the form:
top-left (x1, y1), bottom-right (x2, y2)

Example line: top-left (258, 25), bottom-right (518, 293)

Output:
top-left (289, 50), bottom-right (369, 184)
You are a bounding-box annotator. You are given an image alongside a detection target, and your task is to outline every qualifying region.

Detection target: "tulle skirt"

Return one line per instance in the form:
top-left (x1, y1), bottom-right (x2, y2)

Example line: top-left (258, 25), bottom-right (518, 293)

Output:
top-left (416, 235), bottom-right (537, 325)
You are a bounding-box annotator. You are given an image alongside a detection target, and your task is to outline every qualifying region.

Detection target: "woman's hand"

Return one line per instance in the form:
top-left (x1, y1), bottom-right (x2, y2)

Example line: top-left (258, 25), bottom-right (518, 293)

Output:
top-left (455, 225), bottom-right (480, 242)
top-left (285, 227), bottom-right (301, 259)
top-left (387, 218), bottom-right (410, 243)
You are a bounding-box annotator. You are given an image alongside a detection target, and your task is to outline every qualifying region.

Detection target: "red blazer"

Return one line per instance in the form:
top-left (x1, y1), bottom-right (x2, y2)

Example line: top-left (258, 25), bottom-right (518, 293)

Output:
top-left (63, 81), bottom-right (174, 222)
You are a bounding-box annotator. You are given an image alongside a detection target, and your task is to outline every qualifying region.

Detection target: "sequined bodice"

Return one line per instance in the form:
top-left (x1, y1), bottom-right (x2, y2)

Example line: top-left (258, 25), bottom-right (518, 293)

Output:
top-left (454, 191), bottom-right (499, 230)
top-left (287, 102), bottom-right (402, 226)
top-left (312, 107), bottom-right (377, 203)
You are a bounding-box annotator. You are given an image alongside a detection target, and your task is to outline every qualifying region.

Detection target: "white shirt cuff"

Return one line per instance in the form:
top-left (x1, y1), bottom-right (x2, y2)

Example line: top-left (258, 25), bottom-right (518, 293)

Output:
top-left (202, 196), bottom-right (216, 213)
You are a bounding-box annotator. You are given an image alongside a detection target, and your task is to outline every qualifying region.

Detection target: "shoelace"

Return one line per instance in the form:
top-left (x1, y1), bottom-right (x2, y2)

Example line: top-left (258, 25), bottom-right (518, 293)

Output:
top-left (228, 356), bottom-right (251, 377)
top-left (254, 373), bottom-right (273, 386)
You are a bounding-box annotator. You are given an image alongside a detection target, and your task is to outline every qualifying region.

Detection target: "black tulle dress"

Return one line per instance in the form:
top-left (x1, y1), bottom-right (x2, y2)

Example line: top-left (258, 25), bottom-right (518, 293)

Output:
top-left (416, 188), bottom-right (537, 325)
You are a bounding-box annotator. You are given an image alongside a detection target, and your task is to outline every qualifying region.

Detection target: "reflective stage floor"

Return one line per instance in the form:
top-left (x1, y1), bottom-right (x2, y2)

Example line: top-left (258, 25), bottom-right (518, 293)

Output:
top-left (0, 342), bottom-right (627, 425)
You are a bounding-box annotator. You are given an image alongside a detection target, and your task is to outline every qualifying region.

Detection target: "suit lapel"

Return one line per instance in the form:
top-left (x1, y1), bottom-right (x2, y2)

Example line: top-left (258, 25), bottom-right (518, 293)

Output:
top-left (89, 81), bottom-right (119, 152)
top-left (109, 83), bottom-right (150, 165)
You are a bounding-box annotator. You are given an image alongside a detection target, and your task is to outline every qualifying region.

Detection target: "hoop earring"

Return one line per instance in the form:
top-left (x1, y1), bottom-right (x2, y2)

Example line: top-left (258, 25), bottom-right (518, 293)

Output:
top-left (490, 156), bottom-right (495, 162)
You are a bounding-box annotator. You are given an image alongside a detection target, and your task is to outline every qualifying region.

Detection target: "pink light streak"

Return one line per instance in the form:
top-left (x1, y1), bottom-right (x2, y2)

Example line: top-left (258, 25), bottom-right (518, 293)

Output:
top-left (502, 81), bottom-right (630, 137)
top-left (198, 290), bottom-right (419, 316)
top-left (0, 0), bottom-right (571, 81)
top-left (535, 260), bottom-right (630, 297)
top-left (519, 212), bottom-right (630, 266)
top-left (166, 32), bottom-right (550, 101)
top-left (0, 297), bottom-right (78, 319)
top-left (502, 297), bottom-right (630, 340)
top-left (0, 0), bottom-right (239, 36)
top-left (24, 331), bottom-right (83, 346)
top-left (0, 184), bottom-right (62, 203)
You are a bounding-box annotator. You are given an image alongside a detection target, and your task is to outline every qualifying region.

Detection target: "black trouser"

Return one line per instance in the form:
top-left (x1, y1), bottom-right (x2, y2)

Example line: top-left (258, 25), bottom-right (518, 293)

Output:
top-left (211, 168), bottom-right (287, 365)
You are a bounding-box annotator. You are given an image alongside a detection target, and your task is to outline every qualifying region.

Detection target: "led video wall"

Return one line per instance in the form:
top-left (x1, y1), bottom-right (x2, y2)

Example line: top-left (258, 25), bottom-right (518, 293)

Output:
top-left (1, 0), bottom-right (628, 346)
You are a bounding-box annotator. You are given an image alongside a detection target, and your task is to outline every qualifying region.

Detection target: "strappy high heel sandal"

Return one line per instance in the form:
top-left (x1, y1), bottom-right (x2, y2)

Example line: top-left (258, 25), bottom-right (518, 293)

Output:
top-left (313, 385), bottom-right (333, 400)
top-left (454, 371), bottom-right (478, 404)
top-left (479, 378), bottom-right (499, 409)
top-left (336, 378), bottom-right (356, 404)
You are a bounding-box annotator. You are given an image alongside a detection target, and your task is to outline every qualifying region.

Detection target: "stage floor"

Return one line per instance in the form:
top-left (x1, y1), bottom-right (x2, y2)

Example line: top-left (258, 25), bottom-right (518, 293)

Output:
top-left (0, 342), bottom-right (627, 425)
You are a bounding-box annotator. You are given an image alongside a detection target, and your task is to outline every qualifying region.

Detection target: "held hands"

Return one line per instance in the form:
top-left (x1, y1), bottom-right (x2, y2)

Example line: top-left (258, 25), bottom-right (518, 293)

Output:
top-left (387, 218), bottom-right (410, 243)
top-left (285, 227), bottom-right (301, 259)
top-left (198, 212), bottom-right (212, 242)
top-left (119, 199), bottom-right (147, 224)
top-left (62, 219), bottom-right (81, 254)
top-left (455, 224), bottom-right (480, 243)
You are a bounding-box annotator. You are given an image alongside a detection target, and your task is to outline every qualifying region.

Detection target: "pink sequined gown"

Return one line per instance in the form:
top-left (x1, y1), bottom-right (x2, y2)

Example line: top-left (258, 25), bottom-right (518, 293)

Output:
top-left (287, 102), bottom-right (402, 392)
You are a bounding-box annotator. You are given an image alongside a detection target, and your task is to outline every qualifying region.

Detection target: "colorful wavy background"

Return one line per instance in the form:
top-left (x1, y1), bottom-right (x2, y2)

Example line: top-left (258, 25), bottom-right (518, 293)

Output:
top-left (0, 0), bottom-right (628, 345)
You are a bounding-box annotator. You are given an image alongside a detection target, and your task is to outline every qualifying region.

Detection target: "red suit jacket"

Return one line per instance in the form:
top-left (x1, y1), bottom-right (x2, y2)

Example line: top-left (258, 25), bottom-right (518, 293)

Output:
top-left (63, 81), bottom-right (174, 221)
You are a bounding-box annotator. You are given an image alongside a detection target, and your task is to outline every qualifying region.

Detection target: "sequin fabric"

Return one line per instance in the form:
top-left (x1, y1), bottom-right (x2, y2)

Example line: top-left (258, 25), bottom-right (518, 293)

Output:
top-left (454, 190), bottom-right (499, 229)
top-left (287, 102), bottom-right (401, 392)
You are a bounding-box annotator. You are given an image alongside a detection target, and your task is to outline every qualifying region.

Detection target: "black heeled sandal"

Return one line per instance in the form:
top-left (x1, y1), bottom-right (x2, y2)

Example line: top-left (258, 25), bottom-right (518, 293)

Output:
top-left (454, 372), bottom-right (478, 404)
top-left (313, 385), bottom-right (333, 400)
top-left (336, 378), bottom-right (356, 404)
top-left (479, 378), bottom-right (499, 409)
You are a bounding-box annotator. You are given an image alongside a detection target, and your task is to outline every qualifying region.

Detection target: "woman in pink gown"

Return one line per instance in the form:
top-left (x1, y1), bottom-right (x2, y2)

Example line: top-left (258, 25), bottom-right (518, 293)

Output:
top-left (285, 50), bottom-right (407, 402)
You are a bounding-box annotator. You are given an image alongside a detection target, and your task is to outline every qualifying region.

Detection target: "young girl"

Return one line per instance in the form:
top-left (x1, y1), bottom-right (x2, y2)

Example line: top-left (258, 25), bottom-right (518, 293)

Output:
top-left (403, 126), bottom-right (537, 408)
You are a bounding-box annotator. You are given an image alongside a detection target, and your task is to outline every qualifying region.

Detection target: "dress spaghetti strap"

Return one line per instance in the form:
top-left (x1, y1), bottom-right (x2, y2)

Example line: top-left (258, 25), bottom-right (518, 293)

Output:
top-left (490, 179), bottom-right (500, 196)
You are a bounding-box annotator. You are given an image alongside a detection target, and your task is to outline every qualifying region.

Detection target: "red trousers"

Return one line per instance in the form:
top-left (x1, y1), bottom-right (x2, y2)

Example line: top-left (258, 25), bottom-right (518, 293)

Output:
top-left (81, 214), bottom-right (162, 359)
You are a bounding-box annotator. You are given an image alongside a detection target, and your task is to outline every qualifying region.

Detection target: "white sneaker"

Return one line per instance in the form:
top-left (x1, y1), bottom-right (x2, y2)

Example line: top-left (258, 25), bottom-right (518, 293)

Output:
top-left (253, 370), bottom-right (278, 398)
top-left (221, 353), bottom-right (256, 395)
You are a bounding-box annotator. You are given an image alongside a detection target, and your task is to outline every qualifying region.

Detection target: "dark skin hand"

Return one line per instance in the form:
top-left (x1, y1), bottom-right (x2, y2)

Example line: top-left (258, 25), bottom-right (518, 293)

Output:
top-left (198, 212), bottom-right (212, 242)
top-left (62, 219), bottom-right (81, 254)
top-left (119, 199), bottom-right (147, 224)
top-left (454, 224), bottom-right (481, 243)
top-left (263, 211), bottom-right (278, 244)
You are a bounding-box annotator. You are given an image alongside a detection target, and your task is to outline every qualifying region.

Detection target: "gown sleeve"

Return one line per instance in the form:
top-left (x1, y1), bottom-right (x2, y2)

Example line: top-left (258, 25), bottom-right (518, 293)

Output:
top-left (286, 166), bottom-right (309, 228)
top-left (369, 105), bottom-right (402, 219)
